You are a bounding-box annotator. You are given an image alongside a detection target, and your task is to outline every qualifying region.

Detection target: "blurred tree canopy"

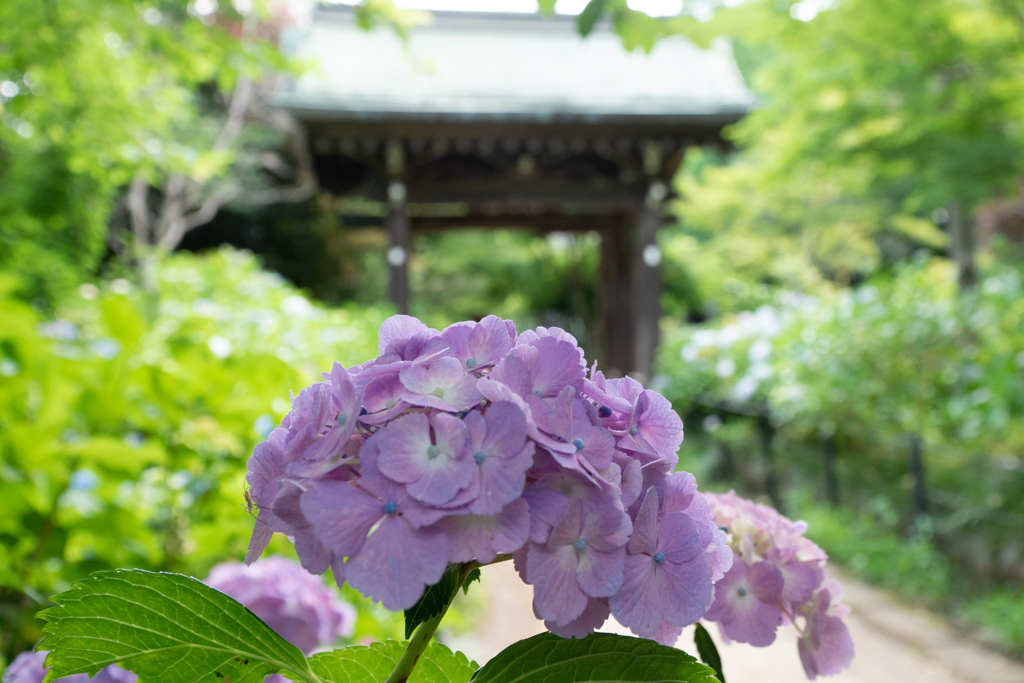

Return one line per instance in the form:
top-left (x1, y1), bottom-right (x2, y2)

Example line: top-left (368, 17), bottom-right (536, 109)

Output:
top-left (591, 0), bottom-right (1024, 318)
top-left (0, 0), bottom-right (291, 305)
top-left (0, 0), bottom-right (420, 308)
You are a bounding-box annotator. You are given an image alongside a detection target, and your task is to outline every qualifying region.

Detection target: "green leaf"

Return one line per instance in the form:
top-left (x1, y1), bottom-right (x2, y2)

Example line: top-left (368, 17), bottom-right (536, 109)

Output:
top-left (473, 632), bottom-right (719, 682)
top-left (536, 0), bottom-right (557, 13)
top-left (306, 641), bottom-right (477, 683)
top-left (37, 569), bottom-right (316, 683)
top-left (577, 0), bottom-right (609, 37)
top-left (693, 624), bottom-right (725, 683)
top-left (405, 567), bottom-right (459, 639)
top-left (462, 568), bottom-right (482, 595)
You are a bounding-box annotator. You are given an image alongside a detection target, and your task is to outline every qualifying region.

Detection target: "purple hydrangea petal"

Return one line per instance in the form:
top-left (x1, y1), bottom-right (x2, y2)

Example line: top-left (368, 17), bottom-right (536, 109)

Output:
top-left (580, 504), bottom-right (632, 554)
top-left (9, 651), bottom-right (138, 679)
top-left (400, 357), bottom-right (482, 412)
top-left (478, 377), bottom-right (584, 462)
top-left (4, 651), bottom-right (48, 683)
top-left (362, 374), bottom-right (405, 414)
top-left (273, 482), bottom-right (334, 574)
top-left (526, 542), bottom-right (589, 626)
top-left (651, 622), bottom-right (684, 647)
top-left (375, 412), bottom-right (475, 506)
top-left (510, 337), bottom-right (586, 397)
top-left (656, 512), bottom-right (705, 565)
top-left (619, 459), bottom-right (643, 509)
top-left (438, 497), bottom-right (531, 563)
top-left (442, 315), bottom-right (513, 371)
top-left (378, 315), bottom-right (430, 354)
top-left (345, 515), bottom-right (449, 611)
top-left (575, 545), bottom-right (625, 599)
top-left (299, 480), bottom-right (383, 558)
top-left (655, 549), bottom-right (714, 628)
top-left (522, 486), bottom-right (569, 543)
top-left (206, 557), bottom-right (355, 654)
top-left (704, 559), bottom-right (784, 646)
top-left (627, 488), bottom-right (660, 556)
top-left (611, 505), bottom-right (712, 637)
top-left (487, 354), bottom-right (534, 398)
top-left (245, 429), bottom-right (289, 564)
top-left (779, 559), bottom-right (825, 605)
top-left (464, 403), bottom-right (534, 515)
top-left (516, 327), bottom-right (586, 370)
top-left (245, 520), bottom-right (274, 566)
top-left (798, 587), bottom-right (855, 679)
top-left (545, 597), bottom-right (610, 640)
top-left (609, 550), bottom-right (665, 637)
top-left (619, 391), bottom-right (684, 465)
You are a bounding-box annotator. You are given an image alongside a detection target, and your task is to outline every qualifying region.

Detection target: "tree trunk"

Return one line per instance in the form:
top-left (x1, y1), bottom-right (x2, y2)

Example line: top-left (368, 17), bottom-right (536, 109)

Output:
top-left (948, 200), bottom-right (977, 291)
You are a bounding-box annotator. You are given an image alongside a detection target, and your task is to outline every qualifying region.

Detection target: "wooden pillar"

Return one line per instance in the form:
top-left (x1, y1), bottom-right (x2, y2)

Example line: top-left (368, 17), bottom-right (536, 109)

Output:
top-left (823, 432), bottom-right (840, 507)
top-left (598, 215), bottom-right (635, 377)
top-left (631, 181), bottom-right (666, 381)
top-left (948, 200), bottom-right (977, 291)
top-left (386, 180), bottom-right (410, 314)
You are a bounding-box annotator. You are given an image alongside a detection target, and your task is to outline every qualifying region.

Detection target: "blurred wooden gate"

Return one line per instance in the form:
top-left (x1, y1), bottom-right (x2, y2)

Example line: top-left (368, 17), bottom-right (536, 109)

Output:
top-left (274, 6), bottom-right (752, 380)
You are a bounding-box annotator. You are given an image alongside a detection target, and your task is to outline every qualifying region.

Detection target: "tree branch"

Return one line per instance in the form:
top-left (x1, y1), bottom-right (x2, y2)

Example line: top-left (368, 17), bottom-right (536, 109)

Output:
top-left (183, 184), bottom-right (242, 232)
top-left (128, 174), bottom-right (150, 247)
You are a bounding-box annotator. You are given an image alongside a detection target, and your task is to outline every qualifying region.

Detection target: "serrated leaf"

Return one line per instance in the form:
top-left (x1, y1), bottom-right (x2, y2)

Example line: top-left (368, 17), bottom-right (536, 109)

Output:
top-left (305, 640), bottom-right (477, 683)
top-left (405, 567), bottom-right (459, 639)
top-left (693, 623), bottom-right (725, 683)
top-left (473, 632), bottom-right (718, 683)
top-left (577, 0), bottom-right (609, 37)
top-left (37, 569), bottom-right (316, 683)
top-left (462, 568), bottom-right (481, 595)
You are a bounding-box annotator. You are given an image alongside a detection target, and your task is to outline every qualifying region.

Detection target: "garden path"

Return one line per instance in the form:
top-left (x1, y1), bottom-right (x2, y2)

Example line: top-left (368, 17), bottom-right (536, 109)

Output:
top-left (445, 562), bottom-right (1024, 683)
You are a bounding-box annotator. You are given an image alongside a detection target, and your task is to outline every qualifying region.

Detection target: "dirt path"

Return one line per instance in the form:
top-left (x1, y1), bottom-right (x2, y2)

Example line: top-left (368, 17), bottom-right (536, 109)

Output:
top-left (444, 562), bottom-right (1024, 683)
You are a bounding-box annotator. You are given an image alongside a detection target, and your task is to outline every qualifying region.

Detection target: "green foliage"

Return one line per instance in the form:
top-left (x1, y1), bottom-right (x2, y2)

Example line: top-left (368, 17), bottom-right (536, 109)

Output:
top-left (964, 589), bottom-right (1024, 653)
top-left (472, 632), bottom-right (718, 683)
top-left (0, 0), bottom-right (285, 306)
top-left (578, 0), bottom-right (611, 37)
top-left (693, 624), bottom-right (725, 683)
top-left (38, 569), bottom-right (314, 683)
top-left (405, 567), bottom-right (460, 639)
top-left (0, 247), bottom-right (385, 660)
top-left (461, 568), bottom-right (481, 595)
top-left (649, 0), bottom-right (1024, 312)
top-left (307, 641), bottom-right (476, 683)
top-left (798, 503), bottom-right (952, 604)
top-left (38, 568), bottom-right (727, 683)
top-left (659, 256), bottom-right (1024, 651)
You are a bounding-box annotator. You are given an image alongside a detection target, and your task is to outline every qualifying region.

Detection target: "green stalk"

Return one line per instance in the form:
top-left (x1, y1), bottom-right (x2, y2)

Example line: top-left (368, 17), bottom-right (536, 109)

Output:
top-left (383, 554), bottom-right (512, 683)
top-left (383, 564), bottom-right (473, 683)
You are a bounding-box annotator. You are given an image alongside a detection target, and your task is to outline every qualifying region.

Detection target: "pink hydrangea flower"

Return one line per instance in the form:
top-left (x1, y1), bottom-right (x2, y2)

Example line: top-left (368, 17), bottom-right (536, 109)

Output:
top-left (205, 557), bottom-right (355, 654)
top-left (704, 491), bottom-right (854, 679)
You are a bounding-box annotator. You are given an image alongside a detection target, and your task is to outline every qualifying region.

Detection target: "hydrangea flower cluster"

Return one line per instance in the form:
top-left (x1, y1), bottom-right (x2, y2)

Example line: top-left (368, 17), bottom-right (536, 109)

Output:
top-left (703, 491), bottom-right (855, 679)
top-left (205, 557), bottom-right (356, 654)
top-left (2, 651), bottom-right (134, 683)
top-left (245, 315), bottom-right (732, 644)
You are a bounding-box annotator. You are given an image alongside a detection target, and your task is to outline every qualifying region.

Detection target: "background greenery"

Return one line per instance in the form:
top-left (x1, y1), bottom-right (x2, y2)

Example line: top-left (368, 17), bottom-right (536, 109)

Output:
top-left (3, 0), bottom-right (1024, 670)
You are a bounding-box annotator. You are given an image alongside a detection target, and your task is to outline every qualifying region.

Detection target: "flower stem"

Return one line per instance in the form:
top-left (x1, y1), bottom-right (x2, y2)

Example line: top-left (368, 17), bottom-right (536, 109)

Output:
top-left (383, 555), bottom-right (513, 683)
top-left (383, 564), bottom-right (472, 683)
